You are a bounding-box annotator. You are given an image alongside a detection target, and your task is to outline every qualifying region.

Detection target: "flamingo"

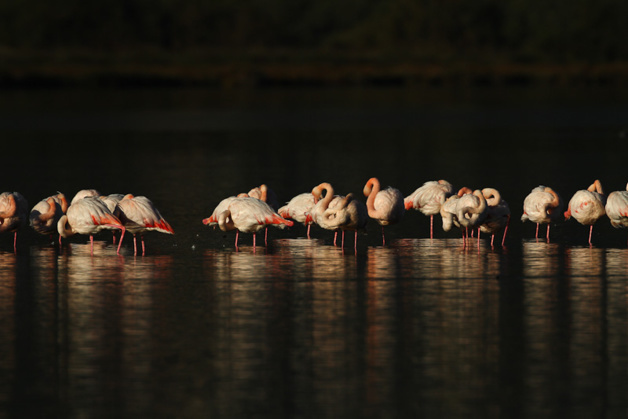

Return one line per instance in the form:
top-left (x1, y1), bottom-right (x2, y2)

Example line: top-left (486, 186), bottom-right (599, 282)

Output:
top-left (363, 177), bottom-right (405, 245)
top-left (456, 189), bottom-right (488, 248)
top-left (117, 194), bottom-right (175, 255)
top-left (440, 187), bottom-right (471, 233)
top-left (245, 184), bottom-right (281, 244)
top-left (202, 196), bottom-right (238, 227)
top-left (564, 180), bottom-right (606, 245)
top-left (214, 196), bottom-right (293, 250)
top-left (309, 182), bottom-right (350, 245)
top-left (71, 188), bottom-right (101, 205)
top-left (479, 188), bottom-right (510, 247)
top-left (57, 196), bottom-right (125, 255)
top-left (0, 192), bottom-right (29, 251)
top-left (337, 193), bottom-right (368, 251)
top-left (278, 192), bottom-right (316, 238)
top-left (404, 180), bottom-right (454, 238)
top-left (99, 193), bottom-right (125, 244)
top-left (521, 185), bottom-right (564, 241)
top-left (246, 184), bottom-right (280, 211)
top-left (29, 192), bottom-right (68, 244)
top-left (606, 182), bottom-right (628, 244)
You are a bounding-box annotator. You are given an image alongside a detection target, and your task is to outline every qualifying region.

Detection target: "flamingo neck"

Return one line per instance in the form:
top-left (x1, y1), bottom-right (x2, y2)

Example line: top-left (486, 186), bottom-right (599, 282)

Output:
top-left (363, 177), bottom-right (381, 215)
top-left (57, 215), bottom-right (75, 238)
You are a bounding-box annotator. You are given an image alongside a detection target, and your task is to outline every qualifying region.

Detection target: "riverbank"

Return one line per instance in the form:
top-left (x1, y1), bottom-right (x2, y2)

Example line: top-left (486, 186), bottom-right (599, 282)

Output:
top-left (2, 49), bottom-right (627, 88)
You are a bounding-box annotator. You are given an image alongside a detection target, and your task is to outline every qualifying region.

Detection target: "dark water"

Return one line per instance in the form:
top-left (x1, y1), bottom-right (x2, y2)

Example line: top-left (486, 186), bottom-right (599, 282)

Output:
top-left (1, 86), bottom-right (627, 418)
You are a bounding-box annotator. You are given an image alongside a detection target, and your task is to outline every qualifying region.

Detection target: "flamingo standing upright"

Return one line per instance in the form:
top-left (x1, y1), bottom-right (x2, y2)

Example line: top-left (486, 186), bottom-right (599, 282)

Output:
top-left (479, 188), bottom-right (510, 247)
top-left (213, 196), bottom-right (293, 250)
top-left (203, 196), bottom-right (238, 227)
top-left (337, 193), bottom-right (368, 251)
top-left (564, 180), bottom-right (606, 245)
top-left (30, 192), bottom-right (68, 244)
top-left (440, 187), bottom-right (472, 242)
top-left (456, 189), bottom-right (488, 248)
top-left (278, 192), bottom-right (316, 238)
top-left (521, 185), bottom-right (564, 241)
top-left (99, 193), bottom-right (125, 244)
top-left (57, 196), bottom-right (125, 255)
top-left (363, 177), bottom-right (405, 245)
top-left (0, 192), bottom-right (29, 251)
top-left (404, 180), bottom-right (454, 238)
top-left (117, 194), bottom-right (175, 255)
top-left (606, 182), bottom-right (628, 244)
top-left (309, 182), bottom-right (350, 246)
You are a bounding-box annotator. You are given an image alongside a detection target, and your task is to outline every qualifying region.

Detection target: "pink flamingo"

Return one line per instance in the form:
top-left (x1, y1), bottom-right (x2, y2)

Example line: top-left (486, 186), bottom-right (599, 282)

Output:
top-left (57, 196), bottom-right (125, 255)
top-left (456, 189), bottom-right (488, 249)
top-left (363, 177), bottom-right (405, 245)
top-left (215, 197), bottom-right (293, 250)
top-left (117, 194), bottom-right (175, 255)
top-left (564, 180), bottom-right (606, 245)
top-left (70, 188), bottom-right (101, 205)
top-left (278, 192), bottom-right (316, 238)
top-left (479, 188), bottom-right (510, 247)
top-left (202, 196), bottom-right (238, 227)
top-left (0, 192), bottom-right (29, 251)
top-left (99, 193), bottom-right (125, 244)
top-left (521, 185), bottom-right (564, 241)
top-left (309, 182), bottom-right (350, 246)
top-left (337, 193), bottom-right (368, 251)
top-left (606, 182), bottom-right (628, 244)
top-left (404, 180), bottom-right (454, 238)
top-left (30, 192), bottom-right (68, 244)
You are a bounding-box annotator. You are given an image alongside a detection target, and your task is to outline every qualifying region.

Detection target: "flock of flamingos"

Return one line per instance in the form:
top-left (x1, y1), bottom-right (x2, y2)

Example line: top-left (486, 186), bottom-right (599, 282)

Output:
top-left (0, 178), bottom-right (627, 254)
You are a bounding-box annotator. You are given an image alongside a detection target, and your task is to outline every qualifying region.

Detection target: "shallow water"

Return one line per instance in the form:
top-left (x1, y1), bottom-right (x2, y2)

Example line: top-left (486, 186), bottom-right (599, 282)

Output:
top-left (1, 85), bottom-right (627, 418)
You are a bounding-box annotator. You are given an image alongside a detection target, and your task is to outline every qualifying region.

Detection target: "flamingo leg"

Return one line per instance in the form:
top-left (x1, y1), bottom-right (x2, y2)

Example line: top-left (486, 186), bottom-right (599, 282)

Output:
top-left (546, 224), bottom-right (551, 242)
top-left (235, 230), bottom-right (239, 250)
top-left (535, 223), bottom-right (540, 239)
top-left (117, 228), bottom-right (125, 255)
top-left (113, 232), bottom-right (117, 244)
top-left (477, 228), bottom-right (481, 250)
top-left (588, 225), bottom-right (593, 246)
top-left (341, 230), bottom-right (345, 249)
top-left (141, 235), bottom-right (146, 256)
top-left (430, 215), bottom-right (434, 239)
top-left (133, 235), bottom-right (138, 255)
top-left (382, 226), bottom-right (386, 246)
top-left (491, 234), bottom-right (495, 248)
top-left (253, 233), bottom-right (257, 249)
top-left (13, 232), bottom-right (17, 253)
top-left (355, 231), bottom-right (358, 251)
top-left (265, 227), bottom-right (268, 246)
top-left (90, 235), bottom-right (94, 255)
top-left (307, 224), bottom-right (311, 239)
top-left (334, 231), bottom-right (338, 246)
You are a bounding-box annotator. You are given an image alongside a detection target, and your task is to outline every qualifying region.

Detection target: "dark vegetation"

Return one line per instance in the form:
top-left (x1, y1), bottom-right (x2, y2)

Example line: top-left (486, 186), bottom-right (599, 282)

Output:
top-left (1, 0), bottom-right (627, 87)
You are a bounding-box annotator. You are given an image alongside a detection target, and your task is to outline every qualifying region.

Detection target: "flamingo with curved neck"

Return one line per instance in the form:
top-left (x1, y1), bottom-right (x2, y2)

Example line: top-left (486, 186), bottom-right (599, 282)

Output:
top-left (480, 188), bottom-right (510, 247)
top-left (363, 177), bottom-right (404, 245)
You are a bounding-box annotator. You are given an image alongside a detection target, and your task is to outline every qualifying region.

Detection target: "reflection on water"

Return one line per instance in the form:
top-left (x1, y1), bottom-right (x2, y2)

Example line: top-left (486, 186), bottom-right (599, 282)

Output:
top-left (1, 234), bottom-right (627, 417)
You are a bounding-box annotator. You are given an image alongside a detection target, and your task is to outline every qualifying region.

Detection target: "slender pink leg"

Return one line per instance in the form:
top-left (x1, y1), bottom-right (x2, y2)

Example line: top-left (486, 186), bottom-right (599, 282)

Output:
top-left (382, 226), bottom-right (386, 246)
top-left (546, 224), bottom-right (551, 242)
top-left (141, 236), bottom-right (146, 256)
top-left (477, 228), bottom-right (481, 250)
top-left (90, 235), bottom-right (94, 255)
top-left (535, 223), bottom-right (539, 239)
top-left (13, 232), bottom-right (17, 253)
top-left (113, 232), bottom-right (117, 244)
top-left (430, 215), bottom-right (434, 239)
top-left (334, 231), bottom-right (338, 246)
top-left (265, 228), bottom-right (268, 246)
top-left (253, 233), bottom-right (257, 249)
top-left (354, 231), bottom-right (358, 251)
top-left (133, 236), bottom-right (138, 255)
top-left (117, 228), bottom-right (125, 255)
top-left (491, 234), bottom-right (495, 247)
top-left (235, 231), bottom-right (240, 250)
top-left (59, 235), bottom-right (62, 246)
top-left (502, 218), bottom-right (510, 246)
top-left (341, 231), bottom-right (345, 249)
top-left (307, 224), bottom-right (311, 239)
top-left (589, 225), bottom-right (593, 246)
